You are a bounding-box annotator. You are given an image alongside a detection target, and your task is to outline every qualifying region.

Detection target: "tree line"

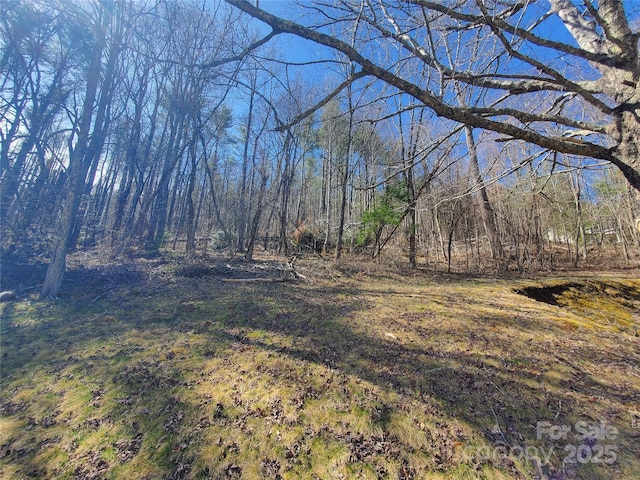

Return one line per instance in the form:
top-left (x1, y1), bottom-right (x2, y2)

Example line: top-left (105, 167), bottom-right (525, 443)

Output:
top-left (1, 0), bottom-right (639, 297)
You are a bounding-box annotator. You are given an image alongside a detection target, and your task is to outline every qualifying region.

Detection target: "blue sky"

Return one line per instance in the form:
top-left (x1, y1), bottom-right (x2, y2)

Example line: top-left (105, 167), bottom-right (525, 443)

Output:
top-left (238, 0), bottom-right (640, 68)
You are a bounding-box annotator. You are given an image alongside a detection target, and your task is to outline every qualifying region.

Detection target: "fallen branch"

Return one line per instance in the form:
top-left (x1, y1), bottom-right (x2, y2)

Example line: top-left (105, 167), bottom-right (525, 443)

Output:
top-left (287, 255), bottom-right (307, 280)
top-left (222, 277), bottom-right (287, 283)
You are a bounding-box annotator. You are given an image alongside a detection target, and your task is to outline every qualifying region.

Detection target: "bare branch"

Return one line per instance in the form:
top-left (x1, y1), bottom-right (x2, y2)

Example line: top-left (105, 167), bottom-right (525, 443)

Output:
top-left (199, 30), bottom-right (279, 69)
top-left (225, 0), bottom-right (615, 162)
top-left (409, 0), bottom-right (619, 66)
top-left (273, 70), bottom-right (368, 132)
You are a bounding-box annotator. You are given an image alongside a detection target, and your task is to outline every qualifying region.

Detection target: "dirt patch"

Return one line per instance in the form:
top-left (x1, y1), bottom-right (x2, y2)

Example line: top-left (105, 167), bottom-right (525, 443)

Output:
top-left (514, 283), bottom-right (582, 306)
top-left (514, 279), bottom-right (640, 304)
top-left (514, 279), bottom-right (640, 324)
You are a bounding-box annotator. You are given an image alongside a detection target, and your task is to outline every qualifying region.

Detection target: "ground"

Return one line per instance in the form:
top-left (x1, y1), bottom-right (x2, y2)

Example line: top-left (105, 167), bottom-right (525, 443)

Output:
top-left (1, 251), bottom-right (639, 479)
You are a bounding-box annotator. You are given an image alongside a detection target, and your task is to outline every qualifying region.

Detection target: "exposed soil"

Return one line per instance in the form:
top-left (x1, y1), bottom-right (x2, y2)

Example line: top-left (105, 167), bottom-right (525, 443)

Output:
top-left (514, 279), bottom-right (640, 333)
top-left (514, 280), bottom-right (640, 309)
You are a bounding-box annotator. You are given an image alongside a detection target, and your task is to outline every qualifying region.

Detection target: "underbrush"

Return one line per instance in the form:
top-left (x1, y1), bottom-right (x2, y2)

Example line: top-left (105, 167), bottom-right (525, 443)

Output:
top-left (1, 252), bottom-right (639, 479)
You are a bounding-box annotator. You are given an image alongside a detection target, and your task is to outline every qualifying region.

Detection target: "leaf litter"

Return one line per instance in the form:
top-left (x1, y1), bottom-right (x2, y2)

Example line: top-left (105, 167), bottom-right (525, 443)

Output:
top-left (0, 252), bottom-right (639, 479)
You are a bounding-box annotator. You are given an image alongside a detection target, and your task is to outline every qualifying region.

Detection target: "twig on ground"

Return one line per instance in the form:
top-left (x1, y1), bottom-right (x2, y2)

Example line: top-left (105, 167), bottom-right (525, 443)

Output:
top-left (222, 278), bottom-right (287, 283)
top-left (490, 406), bottom-right (509, 445)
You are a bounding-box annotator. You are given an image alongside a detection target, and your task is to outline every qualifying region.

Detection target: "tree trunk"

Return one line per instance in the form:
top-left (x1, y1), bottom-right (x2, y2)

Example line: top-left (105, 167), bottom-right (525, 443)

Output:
top-left (570, 171), bottom-right (586, 267)
top-left (465, 126), bottom-right (505, 269)
top-left (278, 142), bottom-right (294, 257)
top-left (245, 169), bottom-right (269, 261)
top-left (334, 77), bottom-right (355, 263)
top-left (334, 160), bottom-right (349, 262)
top-left (41, 6), bottom-right (109, 298)
top-left (147, 114), bottom-right (187, 249)
top-left (322, 143), bottom-right (332, 253)
top-left (236, 88), bottom-right (255, 252)
top-left (185, 140), bottom-right (198, 256)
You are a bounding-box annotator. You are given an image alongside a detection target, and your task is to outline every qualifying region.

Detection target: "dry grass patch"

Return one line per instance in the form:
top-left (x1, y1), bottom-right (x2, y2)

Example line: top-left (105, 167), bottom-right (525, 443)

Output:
top-left (1, 253), bottom-right (639, 479)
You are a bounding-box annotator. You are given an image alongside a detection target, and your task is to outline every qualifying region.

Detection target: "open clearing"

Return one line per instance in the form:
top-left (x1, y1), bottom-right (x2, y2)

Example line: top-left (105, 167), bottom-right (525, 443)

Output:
top-left (1, 252), bottom-right (639, 479)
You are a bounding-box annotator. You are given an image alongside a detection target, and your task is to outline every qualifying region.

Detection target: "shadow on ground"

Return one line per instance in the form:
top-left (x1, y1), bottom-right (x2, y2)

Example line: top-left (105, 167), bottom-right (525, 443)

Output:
top-left (1, 252), bottom-right (639, 479)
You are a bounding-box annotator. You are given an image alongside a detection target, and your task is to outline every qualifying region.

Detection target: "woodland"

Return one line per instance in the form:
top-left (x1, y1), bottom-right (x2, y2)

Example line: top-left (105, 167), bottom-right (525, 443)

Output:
top-left (1, 0), bottom-right (640, 293)
top-left (1, 1), bottom-right (640, 479)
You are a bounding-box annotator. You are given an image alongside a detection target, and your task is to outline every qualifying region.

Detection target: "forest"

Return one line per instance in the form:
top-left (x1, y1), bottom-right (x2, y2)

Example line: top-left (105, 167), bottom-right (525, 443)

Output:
top-left (1, 1), bottom-right (640, 479)
top-left (2, 0), bottom-right (640, 296)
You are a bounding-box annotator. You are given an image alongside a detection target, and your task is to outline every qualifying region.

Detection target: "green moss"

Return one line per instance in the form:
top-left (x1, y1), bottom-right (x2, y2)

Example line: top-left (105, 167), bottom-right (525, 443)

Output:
top-left (2, 259), bottom-right (639, 479)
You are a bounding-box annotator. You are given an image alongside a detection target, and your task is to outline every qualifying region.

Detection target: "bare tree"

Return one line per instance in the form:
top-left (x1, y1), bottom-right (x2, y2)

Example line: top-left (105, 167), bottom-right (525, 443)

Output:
top-left (318, 100), bottom-right (350, 256)
top-left (465, 126), bottom-right (505, 269)
top-left (225, 0), bottom-right (640, 197)
top-left (1, 0), bottom-right (76, 239)
top-left (41, 0), bottom-right (118, 298)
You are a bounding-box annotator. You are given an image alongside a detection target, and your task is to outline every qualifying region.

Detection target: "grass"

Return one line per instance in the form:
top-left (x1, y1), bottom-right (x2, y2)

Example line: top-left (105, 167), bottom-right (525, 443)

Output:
top-left (1, 252), bottom-right (639, 479)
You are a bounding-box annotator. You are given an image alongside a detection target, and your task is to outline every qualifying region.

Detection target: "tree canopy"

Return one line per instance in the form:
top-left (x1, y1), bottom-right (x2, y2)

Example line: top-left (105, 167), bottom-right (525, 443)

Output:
top-left (226, 0), bottom-right (640, 193)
